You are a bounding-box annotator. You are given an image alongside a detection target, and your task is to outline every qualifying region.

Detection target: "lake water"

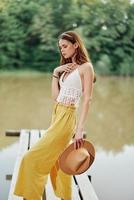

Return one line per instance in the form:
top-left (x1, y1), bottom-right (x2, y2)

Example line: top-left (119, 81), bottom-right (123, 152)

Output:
top-left (0, 71), bottom-right (134, 200)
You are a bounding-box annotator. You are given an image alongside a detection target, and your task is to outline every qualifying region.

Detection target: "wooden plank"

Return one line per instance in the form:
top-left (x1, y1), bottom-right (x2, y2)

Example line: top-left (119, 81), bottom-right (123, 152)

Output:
top-left (45, 176), bottom-right (59, 200)
top-left (29, 129), bottom-right (40, 147)
top-left (39, 129), bottom-right (47, 137)
top-left (8, 130), bottom-right (29, 200)
top-left (72, 177), bottom-right (81, 200)
top-left (75, 173), bottom-right (99, 200)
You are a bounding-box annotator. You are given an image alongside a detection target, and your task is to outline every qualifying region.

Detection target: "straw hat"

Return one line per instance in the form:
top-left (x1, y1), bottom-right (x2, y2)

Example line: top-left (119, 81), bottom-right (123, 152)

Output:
top-left (58, 140), bottom-right (95, 175)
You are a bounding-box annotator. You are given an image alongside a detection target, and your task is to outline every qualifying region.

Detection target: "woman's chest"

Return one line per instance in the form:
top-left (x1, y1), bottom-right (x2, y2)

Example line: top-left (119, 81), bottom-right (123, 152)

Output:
top-left (59, 68), bottom-right (83, 91)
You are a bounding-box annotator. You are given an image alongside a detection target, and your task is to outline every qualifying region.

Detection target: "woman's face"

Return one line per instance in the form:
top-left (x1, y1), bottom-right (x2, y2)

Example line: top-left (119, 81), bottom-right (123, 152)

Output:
top-left (59, 39), bottom-right (77, 59)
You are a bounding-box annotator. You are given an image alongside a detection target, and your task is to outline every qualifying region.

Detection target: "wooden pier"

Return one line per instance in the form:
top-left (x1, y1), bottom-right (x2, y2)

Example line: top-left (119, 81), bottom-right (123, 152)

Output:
top-left (6, 129), bottom-right (99, 200)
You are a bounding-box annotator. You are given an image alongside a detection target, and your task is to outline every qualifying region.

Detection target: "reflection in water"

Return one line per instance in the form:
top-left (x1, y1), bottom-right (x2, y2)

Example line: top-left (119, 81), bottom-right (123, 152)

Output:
top-left (89, 145), bottom-right (134, 200)
top-left (0, 72), bottom-right (134, 200)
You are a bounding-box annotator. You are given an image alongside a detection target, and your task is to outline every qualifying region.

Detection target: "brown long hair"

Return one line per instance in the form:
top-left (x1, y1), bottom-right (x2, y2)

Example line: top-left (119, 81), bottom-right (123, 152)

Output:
top-left (58, 31), bottom-right (96, 83)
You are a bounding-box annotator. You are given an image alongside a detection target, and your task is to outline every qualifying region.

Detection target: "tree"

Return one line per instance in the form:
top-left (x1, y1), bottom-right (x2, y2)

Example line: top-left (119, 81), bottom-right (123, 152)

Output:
top-left (0, 0), bottom-right (133, 75)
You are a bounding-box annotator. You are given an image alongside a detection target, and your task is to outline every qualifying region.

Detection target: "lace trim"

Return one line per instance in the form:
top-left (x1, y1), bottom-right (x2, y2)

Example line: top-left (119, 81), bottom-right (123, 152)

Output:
top-left (56, 86), bottom-right (82, 106)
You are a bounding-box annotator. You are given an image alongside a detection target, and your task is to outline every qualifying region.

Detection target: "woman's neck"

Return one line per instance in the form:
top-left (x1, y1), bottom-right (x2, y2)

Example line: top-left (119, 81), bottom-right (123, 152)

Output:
top-left (71, 53), bottom-right (77, 64)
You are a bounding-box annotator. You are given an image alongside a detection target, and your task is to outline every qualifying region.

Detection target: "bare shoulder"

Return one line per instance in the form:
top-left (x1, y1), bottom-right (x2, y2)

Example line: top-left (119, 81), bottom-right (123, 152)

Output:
top-left (79, 62), bottom-right (94, 75)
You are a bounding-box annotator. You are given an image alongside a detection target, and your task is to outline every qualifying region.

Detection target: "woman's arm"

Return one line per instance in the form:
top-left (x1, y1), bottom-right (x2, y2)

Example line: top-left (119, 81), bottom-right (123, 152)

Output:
top-left (51, 69), bottom-right (60, 101)
top-left (74, 62), bottom-right (95, 149)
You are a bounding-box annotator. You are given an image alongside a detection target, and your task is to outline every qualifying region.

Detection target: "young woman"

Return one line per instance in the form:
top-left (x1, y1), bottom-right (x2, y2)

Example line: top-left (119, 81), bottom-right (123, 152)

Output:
top-left (13, 31), bottom-right (96, 200)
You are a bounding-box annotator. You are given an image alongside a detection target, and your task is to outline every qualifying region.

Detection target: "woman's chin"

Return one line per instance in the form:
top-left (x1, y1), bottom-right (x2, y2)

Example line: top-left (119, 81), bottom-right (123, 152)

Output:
top-left (63, 55), bottom-right (67, 58)
top-left (63, 54), bottom-right (72, 59)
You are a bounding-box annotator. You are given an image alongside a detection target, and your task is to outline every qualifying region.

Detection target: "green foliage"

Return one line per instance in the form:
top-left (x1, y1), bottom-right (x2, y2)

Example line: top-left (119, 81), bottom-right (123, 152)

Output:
top-left (95, 54), bottom-right (112, 75)
top-left (0, 0), bottom-right (134, 75)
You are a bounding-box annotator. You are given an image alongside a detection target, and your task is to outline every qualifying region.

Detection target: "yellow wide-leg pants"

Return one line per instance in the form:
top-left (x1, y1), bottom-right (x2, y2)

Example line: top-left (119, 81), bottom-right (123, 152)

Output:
top-left (13, 102), bottom-right (77, 200)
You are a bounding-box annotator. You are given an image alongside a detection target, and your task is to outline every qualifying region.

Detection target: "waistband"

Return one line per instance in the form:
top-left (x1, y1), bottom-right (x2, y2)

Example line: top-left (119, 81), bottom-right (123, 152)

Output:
top-left (54, 101), bottom-right (76, 110)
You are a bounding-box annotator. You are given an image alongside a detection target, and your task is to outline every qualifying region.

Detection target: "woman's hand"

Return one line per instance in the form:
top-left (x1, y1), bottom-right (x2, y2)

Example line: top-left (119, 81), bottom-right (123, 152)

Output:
top-left (53, 63), bottom-right (77, 76)
top-left (73, 126), bottom-right (86, 149)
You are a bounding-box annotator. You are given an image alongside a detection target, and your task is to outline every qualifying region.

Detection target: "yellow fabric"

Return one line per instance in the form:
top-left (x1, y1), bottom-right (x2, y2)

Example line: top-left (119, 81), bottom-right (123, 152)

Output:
top-left (13, 102), bottom-right (77, 200)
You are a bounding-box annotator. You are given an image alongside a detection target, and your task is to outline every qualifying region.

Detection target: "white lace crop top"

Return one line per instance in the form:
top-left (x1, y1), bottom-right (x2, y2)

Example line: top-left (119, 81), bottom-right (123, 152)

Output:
top-left (56, 68), bottom-right (83, 107)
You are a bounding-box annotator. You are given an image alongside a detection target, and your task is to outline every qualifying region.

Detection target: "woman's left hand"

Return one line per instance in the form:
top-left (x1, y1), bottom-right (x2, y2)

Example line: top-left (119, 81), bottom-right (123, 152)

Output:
top-left (73, 127), bottom-right (85, 149)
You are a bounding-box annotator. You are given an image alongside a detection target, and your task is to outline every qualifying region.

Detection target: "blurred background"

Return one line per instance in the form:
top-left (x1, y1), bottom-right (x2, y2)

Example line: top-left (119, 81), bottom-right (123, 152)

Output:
top-left (0, 0), bottom-right (134, 200)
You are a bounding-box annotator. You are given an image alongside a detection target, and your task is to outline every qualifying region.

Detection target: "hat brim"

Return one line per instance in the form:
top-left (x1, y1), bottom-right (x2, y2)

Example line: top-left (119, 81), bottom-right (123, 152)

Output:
top-left (58, 140), bottom-right (95, 175)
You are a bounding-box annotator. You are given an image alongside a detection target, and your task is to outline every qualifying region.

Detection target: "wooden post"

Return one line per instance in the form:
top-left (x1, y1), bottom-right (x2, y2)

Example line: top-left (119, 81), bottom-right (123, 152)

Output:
top-left (6, 174), bottom-right (12, 180)
top-left (5, 130), bottom-right (20, 136)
